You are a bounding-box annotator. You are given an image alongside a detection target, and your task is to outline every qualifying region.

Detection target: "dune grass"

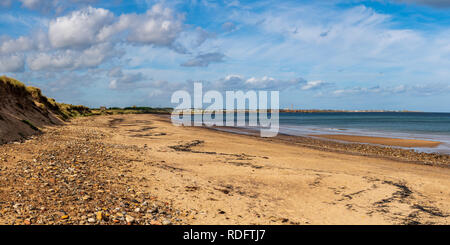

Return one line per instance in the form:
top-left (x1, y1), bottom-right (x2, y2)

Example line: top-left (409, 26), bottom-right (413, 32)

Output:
top-left (21, 119), bottom-right (39, 131)
top-left (1, 76), bottom-right (172, 119)
top-left (1, 76), bottom-right (92, 120)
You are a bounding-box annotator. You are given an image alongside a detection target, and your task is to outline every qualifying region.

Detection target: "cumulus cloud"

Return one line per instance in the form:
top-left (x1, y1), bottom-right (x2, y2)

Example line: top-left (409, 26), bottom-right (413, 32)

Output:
top-left (29, 71), bottom-right (101, 104)
top-left (109, 73), bottom-right (144, 89)
top-left (107, 67), bottom-right (146, 90)
top-left (0, 36), bottom-right (34, 54)
top-left (0, 3), bottom-right (207, 79)
top-left (215, 74), bottom-right (306, 90)
top-left (101, 4), bottom-right (184, 47)
top-left (0, 55), bottom-right (25, 72)
top-left (27, 43), bottom-right (121, 71)
top-left (47, 4), bottom-right (185, 50)
top-left (181, 52), bottom-right (225, 67)
top-left (123, 4), bottom-right (184, 47)
top-left (4, 0), bottom-right (449, 110)
top-left (0, 3), bottom-right (190, 74)
top-left (48, 7), bottom-right (115, 49)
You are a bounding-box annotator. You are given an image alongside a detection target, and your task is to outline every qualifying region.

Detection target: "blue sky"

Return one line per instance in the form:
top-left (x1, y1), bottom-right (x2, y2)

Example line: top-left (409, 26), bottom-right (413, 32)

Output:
top-left (1, 0), bottom-right (450, 111)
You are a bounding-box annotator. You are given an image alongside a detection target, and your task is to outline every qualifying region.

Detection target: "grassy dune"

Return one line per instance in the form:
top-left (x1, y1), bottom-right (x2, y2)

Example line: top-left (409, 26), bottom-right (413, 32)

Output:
top-left (0, 76), bottom-right (91, 120)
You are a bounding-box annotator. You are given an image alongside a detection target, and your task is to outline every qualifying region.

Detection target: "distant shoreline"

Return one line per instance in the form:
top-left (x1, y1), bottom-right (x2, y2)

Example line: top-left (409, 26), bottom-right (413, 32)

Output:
top-left (278, 110), bottom-right (425, 113)
top-left (90, 107), bottom-right (450, 114)
top-left (168, 109), bottom-right (436, 113)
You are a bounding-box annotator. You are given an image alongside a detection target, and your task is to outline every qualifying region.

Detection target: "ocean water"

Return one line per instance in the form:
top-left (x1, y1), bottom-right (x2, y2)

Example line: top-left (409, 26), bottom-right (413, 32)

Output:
top-left (276, 112), bottom-right (450, 154)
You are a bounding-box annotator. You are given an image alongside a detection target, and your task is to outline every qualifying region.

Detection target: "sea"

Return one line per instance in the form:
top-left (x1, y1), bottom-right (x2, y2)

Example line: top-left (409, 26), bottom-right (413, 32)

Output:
top-left (277, 112), bottom-right (450, 154)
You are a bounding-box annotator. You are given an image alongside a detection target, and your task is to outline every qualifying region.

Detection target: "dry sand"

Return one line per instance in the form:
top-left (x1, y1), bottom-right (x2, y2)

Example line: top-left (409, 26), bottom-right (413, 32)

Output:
top-left (310, 134), bottom-right (442, 148)
top-left (1, 114), bottom-right (449, 225)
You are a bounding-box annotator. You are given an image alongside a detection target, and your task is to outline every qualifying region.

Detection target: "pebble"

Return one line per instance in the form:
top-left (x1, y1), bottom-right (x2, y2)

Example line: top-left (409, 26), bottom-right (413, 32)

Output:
top-left (0, 117), bottom-right (185, 226)
top-left (125, 215), bottom-right (135, 223)
top-left (96, 211), bottom-right (103, 221)
top-left (150, 220), bottom-right (161, 225)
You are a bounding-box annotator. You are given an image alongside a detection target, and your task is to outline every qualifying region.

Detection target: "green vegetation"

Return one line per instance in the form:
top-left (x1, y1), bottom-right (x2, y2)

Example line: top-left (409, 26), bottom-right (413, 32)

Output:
top-left (1, 76), bottom-right (172, 120)
top-left (0, 76), bottom-right (92, 120)
top-left (0, 76), bottom-right (28, 96)
top-left (90, 106), bottom-right (173, 116)
top-left (21, 119), bottom-right (39, 131)
top-left (57, 103), bottom-right (92, 119)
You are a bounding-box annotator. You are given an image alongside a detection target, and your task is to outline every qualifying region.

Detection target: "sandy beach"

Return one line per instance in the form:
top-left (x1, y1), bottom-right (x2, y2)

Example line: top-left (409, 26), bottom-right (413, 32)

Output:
top-left (1, 114), bottom-right (449, 225)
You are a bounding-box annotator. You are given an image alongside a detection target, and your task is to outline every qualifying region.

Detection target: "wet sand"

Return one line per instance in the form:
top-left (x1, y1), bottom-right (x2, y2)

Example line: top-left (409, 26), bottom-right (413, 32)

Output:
top-left (310, 134), bottom-right (442, 148)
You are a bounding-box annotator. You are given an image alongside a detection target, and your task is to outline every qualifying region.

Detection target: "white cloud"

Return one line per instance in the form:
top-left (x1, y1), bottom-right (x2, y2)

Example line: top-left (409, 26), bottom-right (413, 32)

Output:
top-left (27, 43), bottom-right (120, 71)
top-left (223, 4), bottom-right (427, 71)
top-left (48, 4), bottom-right (185, 50)
top-left (0, 55), bottom-right (25, 72)
top-left (216, 74), bottom-right (306, 90)
top-left (301, 80), bottom-right (330, 90)
top-left (4, 0), bottom-right (450, 110)
top-left (48, 7), bottom-right (115, 49)
top-left (107, 67), bottom-right (146, 90)
top-left (0, 36), bottom-right (34, 54)
top-left (108, 73), bottom-right (144, 89)
top-left (27, 52), bottom-right (75, 70)
top-left (245, 76), bottom-right (277, 88)
top-left (215, 2), bottom-right (450, 97)
top-left (119, 4), bottom-right (184, 47)
top-left (0, 2), bottom-right (197, 81)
